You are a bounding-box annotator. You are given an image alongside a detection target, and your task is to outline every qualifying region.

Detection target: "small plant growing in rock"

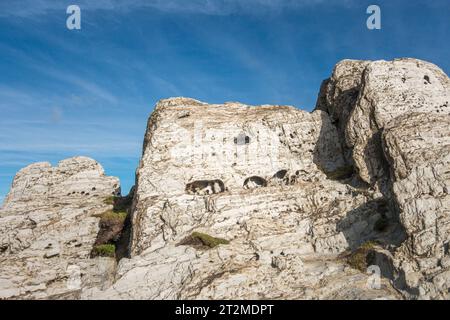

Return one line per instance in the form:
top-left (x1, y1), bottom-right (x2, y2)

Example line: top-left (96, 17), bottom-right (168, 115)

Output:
top-left (346, 241), bottom-right (378, 272)
top-left (92, 244), bottom-right (116, 258)
top-left (103, 196), bottom-right (116, 205)
top-left (98, 210), bottom-right (127, 223)
top-left (94, 191), bottom-right (135, 260)
top-left (92, 210), bottom-right (127, 246)
top-left (178, 232), bottom-right (230, 249)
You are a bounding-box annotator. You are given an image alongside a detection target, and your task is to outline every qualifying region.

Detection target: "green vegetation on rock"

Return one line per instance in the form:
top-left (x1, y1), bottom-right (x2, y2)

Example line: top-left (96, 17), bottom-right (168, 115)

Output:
top-left (179, 232), bottom-right (230, 249)
top-left (346, 241), bottom-right (378, 272)
top-left (192, 232), bottom-right (230, 247)
top-left (92, 244), bottom-right (116, 258)
top-left (98, 210), bottom-right (127, 223)
top-left (103, 196), bottom-right (117, 205)
top-left (91, 209), bottom-right (128, 259)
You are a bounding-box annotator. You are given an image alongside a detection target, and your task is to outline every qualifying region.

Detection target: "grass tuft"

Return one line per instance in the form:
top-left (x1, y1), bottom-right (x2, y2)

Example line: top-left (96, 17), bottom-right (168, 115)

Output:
top-left (97, 210), bottom-right (127, 223)
top-left (178, 232), bottom-right (230, 249)
top-left (92, 244), bottom-right (116, 258)
top-left (103, 196), bottom-right (117, 205)
top-left (346, 241), bottom-right (378, 272)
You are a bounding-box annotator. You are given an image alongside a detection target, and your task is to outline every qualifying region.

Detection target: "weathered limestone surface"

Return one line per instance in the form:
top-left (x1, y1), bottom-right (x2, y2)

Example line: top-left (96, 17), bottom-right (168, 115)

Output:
top-left (383, 113), bottom-right (450, 299)
top-left (316, 60), bottom-right (369, 135)
top-left (1, 58), bottom-right (449, 300)
top-left (0, 157), bottom-right (120, 299)
top-left (130, 98), bottom-right (349, 256)
top-left (82, 98), bottom-right (402, 300)
top-left (317, 58), bottom-right (450, 299)
top-left (318, 58), bottom-right (450, 186)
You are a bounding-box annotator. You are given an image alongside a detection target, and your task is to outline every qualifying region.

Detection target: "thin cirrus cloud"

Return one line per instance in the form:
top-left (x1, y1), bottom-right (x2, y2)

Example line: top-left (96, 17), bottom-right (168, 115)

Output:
top-left (0, 0), bottom-right (354, 17)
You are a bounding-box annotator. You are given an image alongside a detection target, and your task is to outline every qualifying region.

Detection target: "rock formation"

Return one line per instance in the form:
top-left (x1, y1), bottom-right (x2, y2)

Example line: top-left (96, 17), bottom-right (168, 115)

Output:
top-left (316, 58), bottom-right (450, 299)
top-left (0, 58), bottom-right (448, 300)
top-left (0, 157), bottom-right (120, 299)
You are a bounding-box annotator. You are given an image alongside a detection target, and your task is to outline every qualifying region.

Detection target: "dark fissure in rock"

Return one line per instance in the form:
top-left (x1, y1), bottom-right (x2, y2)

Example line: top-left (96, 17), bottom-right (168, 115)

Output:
top-left (91, 188), bottom-right (134, 261)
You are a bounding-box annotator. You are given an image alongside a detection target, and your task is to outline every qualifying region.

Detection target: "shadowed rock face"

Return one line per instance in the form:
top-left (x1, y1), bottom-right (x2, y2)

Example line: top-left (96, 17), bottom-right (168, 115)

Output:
top-left (1, 58), bottom-right (449, 300)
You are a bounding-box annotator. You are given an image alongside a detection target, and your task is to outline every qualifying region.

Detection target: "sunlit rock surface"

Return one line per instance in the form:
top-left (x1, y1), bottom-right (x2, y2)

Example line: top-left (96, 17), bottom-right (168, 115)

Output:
top-left (0, 157), bottom-right (120, 299)
top-left (1, 58), bottom-right (449, 300)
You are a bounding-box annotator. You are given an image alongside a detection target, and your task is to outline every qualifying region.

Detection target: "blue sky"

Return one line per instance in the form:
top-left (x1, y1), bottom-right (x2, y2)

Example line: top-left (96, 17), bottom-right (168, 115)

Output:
top-left (0, 0), bottom-right (449, 204)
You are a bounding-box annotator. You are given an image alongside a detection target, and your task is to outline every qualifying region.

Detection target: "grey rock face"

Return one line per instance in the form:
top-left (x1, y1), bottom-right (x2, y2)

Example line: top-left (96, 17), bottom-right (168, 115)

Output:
top-left (347, 59), bottom-right (449, 186)
top-left (130, 98), bottom-right (348, 256)
top-left (316, 60), bottom-right (369, 136)
top-left (1, 58), bottom-right (449, 300)
top-left (317, 58), bottom-right (450, 186)
top-left (317, 58), bottom-right (450, 299)
top-left (383, 113), bottom-right (450, 299)
top-left (83, 98), bottom-right (401, 300)
top-left (0, 157), bottom-right (119, 299)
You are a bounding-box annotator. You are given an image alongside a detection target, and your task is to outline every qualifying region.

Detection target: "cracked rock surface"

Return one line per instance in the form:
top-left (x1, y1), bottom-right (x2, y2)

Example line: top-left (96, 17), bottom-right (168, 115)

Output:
top-left (84, 96), bottom-right (403, 300)
top-left (1, 58), bottom-right (449, 300)
top-left (0, 157), bottom-right (119, 299)
top-left (317, 58), bottom-right (450, 299)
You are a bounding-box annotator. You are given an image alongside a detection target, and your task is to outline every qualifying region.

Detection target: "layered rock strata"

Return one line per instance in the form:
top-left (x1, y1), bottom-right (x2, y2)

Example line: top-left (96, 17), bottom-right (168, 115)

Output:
top-left (1, 58), bottom-right (449, 300)
top-left (0, 157), bottom-right (120, 299)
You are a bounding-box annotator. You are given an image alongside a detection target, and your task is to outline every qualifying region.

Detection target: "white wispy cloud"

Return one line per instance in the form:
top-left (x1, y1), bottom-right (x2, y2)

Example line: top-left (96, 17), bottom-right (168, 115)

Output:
top-left (0, 0), bottom-right (353, 17)
top-left (0, 42), bottom-right (120, 106)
